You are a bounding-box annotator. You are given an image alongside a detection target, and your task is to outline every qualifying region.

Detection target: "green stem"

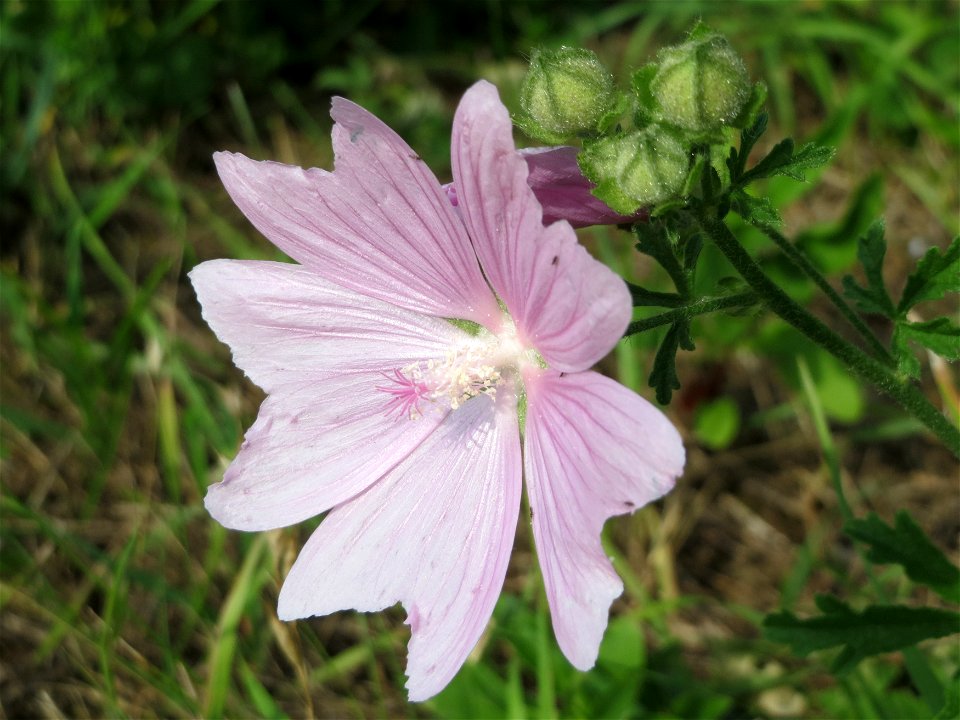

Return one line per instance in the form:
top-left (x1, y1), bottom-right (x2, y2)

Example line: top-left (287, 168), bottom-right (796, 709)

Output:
top-left (703, 216), bottom-right (960, 457)
top-left (755, 223), bottom-right (895, 366)
top-left (626, 282), bottom-right (685, 308)
top-left (624, 292), bottom-right (757, 336)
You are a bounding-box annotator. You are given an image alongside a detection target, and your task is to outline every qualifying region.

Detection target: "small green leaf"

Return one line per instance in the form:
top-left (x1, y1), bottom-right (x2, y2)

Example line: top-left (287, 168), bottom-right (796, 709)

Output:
top-left (729, 111), bottom-right (768, 181)
top-left (893, 336), bottom-right (923, 378)
top-left (845, 511), bottom-right (960, 604)
top-left (893, 316), bottom-right (960, 377)
top-left (635, 221), bottom-right (688, 296)
top-left (740, 137), bottom-right (835, 185)
top-left (764, 599), bottom-right (960, 674)
top-left (895, 317), bottom-right (960, 361)
top-left (841, 220), bottom-right (896, 318)
top-left (740, 137), bottom-right (794, 183)
top-left (731, 189), bottom-right (783, 228)
top-left (776, 142), bottom-right (836, 181)
top-left (898, 237), bottom-right (960, 314)
top-left (649, 321), bottom-right (692, 405)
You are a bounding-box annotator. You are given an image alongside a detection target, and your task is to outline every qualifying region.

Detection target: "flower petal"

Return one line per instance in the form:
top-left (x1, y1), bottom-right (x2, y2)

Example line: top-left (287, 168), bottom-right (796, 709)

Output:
top-left (213, 98), bottom-right (500, 325)
top-left (520, 146), bottom-right (644, 228)
top-left (451, 81), bottom-right (632, 372)
top-left (191, 259), bottom-right (465, 530)
top-left (522, 369), bottom-right (684, 669)
top-left (189, 259), bottom-right (466, 394)
top-left (204, 371), bottom-right (445, 531)
top-left (441, 147), bottom-right (639, 229)
top-left (278, 390), bottom-right (522, 701)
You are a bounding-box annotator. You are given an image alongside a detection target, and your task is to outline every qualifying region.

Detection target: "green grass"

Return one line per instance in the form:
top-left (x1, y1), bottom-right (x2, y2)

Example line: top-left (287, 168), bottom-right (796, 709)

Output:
top-left (2, 0), bottom-right (958, 717)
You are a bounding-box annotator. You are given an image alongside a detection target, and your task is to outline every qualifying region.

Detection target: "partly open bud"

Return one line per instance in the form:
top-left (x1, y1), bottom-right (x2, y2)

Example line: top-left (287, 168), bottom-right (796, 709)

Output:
top-left (579, 126), bottom-right (689, 213)
top-left (650, 28), bottom-right (749, 133)
top-left (519, 47), bottom-right (615, 142)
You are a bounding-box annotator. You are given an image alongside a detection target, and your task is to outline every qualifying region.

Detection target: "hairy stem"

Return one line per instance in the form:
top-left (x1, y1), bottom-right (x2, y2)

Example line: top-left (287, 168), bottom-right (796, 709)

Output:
top-left (624, 292), bottom-right (757, 336)
top-left (703, 216), bottom-right (960, 457)
top-left (754, 223), bottom-right (894, 365)
top-left (626, 282), bottom-right (685, 308)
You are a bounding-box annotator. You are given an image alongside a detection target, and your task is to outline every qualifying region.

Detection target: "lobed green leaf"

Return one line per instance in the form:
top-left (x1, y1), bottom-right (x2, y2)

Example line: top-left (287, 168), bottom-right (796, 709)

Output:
top-left (649, 321), bottom-right (693, 405)
top-left (776, 142), bottom-right (837, 181)
top-left (635, 221), bottom-right (688, 296)
top-left (898, 237), bottom-right (960, 314)
top-left (841, 220), bottom-right (897, 318)
top-left (764, 598), bottom-right (960, 674)
top-left (739, 136), bottom-right (835, 186)
top-left (895, 317), bottom-right (960, 362)
top-left (728, 111), bottom-right (769, 182)
top-left (844, 511), bottom-right (960, 604)
top-left (730, 189), bottom-right (783, 228)
top-left (740, 137), bottom-right (794, 183)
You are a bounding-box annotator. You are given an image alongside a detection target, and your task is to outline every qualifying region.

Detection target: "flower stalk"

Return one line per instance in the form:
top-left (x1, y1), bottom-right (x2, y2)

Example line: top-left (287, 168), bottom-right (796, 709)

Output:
top-left (754, 223), bottom-right (895, 366)
top-left (624, 291), bottom-right (757, 336)
top-left (701, 215), bottom-right (960, 457)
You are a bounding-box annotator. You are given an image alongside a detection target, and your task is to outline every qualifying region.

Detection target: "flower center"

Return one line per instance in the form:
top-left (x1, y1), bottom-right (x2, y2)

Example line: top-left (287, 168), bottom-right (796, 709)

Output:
top-left (378, 319), bottom-right (529, 419)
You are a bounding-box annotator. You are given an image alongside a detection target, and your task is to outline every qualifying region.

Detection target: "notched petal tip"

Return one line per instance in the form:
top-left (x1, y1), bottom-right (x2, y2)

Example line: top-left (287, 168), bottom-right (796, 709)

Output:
top-left (524, 369), bottom-right (683, 670)
top-left (270, 394), bottom-right (521, 703)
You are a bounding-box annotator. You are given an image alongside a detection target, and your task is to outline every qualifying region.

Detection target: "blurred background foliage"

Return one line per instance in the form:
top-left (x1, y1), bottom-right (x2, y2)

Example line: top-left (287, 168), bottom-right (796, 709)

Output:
top-left (1, 0), bottom-right (958, 717)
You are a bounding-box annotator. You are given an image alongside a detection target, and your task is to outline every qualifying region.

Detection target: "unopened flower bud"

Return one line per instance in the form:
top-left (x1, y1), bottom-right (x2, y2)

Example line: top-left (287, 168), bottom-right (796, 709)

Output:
top-left (520, 47), bottom-right (615, 141)
top-left (651, 31), bottom-right (749, 133)
top-left (580, 126), bottom-right (689, 212)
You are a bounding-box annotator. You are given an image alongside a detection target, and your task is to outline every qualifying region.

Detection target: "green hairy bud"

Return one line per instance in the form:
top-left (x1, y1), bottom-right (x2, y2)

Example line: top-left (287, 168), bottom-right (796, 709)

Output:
top-left (651, 29), bottom-right (750, 133)
top-left (579, 126), bottom-right (689, 213)
top-left (519, 47), bottom-right (615, 141)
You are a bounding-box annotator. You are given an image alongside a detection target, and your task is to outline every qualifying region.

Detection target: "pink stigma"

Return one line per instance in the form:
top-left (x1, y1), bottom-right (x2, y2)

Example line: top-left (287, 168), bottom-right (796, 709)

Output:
top-left (377, 369), bottom-right (429, 419)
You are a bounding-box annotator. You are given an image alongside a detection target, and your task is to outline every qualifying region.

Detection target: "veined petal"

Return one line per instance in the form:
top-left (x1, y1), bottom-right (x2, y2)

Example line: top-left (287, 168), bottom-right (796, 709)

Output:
top-left (451, 81), bottom-right (632, 372)
top-left (440, 147), bottom-right (638, 229)
top-left (520, 146), bottom-right (643, 228)
top-left (278, 389), bottom-right (522, 701)
top-left (189, 259), bottom-right (466, 394)
top-left (204, 372), bottom-right (445, 531)
top-left (213, 98), bottom-right (500, 325)
top-left (522, 369), bottom-right (684, 669)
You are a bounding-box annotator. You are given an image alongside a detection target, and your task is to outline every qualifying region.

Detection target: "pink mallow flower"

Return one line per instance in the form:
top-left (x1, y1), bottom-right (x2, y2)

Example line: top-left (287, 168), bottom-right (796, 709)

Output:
top-left (190, 80), bottom-right (684, 701)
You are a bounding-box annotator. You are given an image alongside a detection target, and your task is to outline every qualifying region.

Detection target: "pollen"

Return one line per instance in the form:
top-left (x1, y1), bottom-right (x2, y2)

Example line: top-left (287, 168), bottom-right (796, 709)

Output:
top-left (378, 320), bottom-right (530, 419)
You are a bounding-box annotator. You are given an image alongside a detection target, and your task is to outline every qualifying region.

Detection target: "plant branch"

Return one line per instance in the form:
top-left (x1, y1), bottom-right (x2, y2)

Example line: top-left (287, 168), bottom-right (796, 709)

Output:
top-left (626, 282), bottom-right (685, 308)
top-left (624, 292), bottom-right (757, 336)
top-left (702, 216), bottom-right (960, 457)
top-left (754, 222), bottom-right (894, 366)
